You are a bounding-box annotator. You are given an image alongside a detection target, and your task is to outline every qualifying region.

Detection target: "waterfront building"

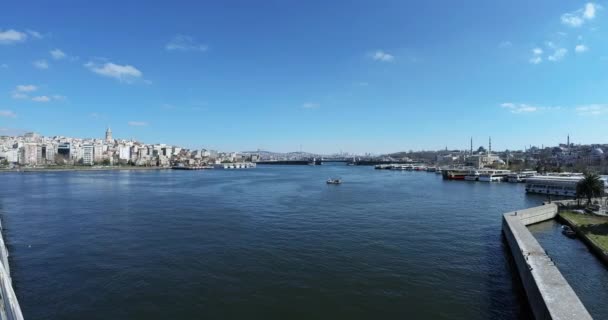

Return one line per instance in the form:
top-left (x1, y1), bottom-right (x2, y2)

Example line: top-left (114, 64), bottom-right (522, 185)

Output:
top-left (57, 143), bottom-right (70, 160)
top-left (1, 148), bottom-right (19, 163)
top-left (45, 143), bottom-right (56, 163)
top-left (20, 143), bottom-right (38, 165)
top-left (118, 146), bottom-right (131, 161)
top-left (82, 145), bottom-right (94, 165)
top-left (36, 144), bottom-right (55, 165)
top-left (525, 175), bottom-right (608, 197)
top-left (94, 145), bottom-right (104, 162)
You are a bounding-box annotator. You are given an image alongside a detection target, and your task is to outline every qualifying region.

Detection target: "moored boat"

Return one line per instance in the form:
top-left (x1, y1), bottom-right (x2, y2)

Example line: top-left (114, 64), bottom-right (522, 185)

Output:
top-left (478, 170), bottom-right (511, 182)
top-left (464, 171), bottom-right (479, 181)
top-left (442, 169), bottom-right (473, 180)
top-left (507, 171), bottom-right (537, 183)
top-left (562, 225), bottom-right (576, 238)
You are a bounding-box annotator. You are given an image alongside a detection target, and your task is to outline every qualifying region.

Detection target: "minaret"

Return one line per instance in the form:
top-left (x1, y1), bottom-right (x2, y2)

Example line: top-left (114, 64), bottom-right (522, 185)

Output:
top-left (488, 136), bottom-right (492, 156)
top-left (470, 137), bottom-right (473, 155)
top-left (105, 126), bottom-right (113, 142)
top-left (567, 134), bottom-right (570, 147)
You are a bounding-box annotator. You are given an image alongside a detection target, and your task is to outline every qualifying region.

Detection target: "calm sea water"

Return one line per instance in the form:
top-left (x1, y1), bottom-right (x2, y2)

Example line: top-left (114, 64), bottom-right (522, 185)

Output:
top-left (0, 165), bottom-right (604, 319)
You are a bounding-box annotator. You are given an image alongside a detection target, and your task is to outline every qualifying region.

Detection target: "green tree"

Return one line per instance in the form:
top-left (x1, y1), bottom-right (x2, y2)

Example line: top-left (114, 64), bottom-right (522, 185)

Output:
top-left (576, 172), bottom-right (605, 205)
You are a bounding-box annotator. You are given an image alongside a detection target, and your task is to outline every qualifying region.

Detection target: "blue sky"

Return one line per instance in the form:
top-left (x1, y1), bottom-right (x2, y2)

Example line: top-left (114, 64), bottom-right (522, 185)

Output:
top-left (1, 1), bottom-right (608, 154)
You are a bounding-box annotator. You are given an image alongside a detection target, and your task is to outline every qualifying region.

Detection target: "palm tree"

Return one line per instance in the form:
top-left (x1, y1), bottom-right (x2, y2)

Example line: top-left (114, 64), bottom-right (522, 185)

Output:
top-left (576, 172), bottom-right (605, 205)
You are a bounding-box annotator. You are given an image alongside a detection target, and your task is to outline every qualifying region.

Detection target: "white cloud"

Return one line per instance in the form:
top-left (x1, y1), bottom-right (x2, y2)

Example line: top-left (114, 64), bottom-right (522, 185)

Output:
top-left (166, 34), bottom-right (208, 52)
top-left (85, 61), bottom-right (142, 83)
top-left (0, 110), bottom-right (16, 118)
top-left (500, 102), bottom-right (559, 114)
top-left (529, 47), bottom-right (543, 64)
top-left (12, 93), bottom-right (28, 100)
top-left (575, 44), bottom-right (589, 53)
top-left (561, 3), bottom-right (599, 27)
top-left (0, 29), bottom-right (27, 44)
top-left (584, 2), bottom-right (598, 19)
top-left (372, 50), bottom-right (394, 62)
top-left (576, 104), bottom-right (608, 115)
top-left (561, 14), bottom-right (584, 27)
top-left (499, 41), bottom-right (512, 48)
top-left (128, 121), bottom-right (148, 126)
top-left (16, 85), bottom-right (38, 92)
top-left (11, 85), bottom-right (37, 100)
top-left (32, 96), bottom-right (51, 102)
top-left (33, 59), bottom-right (49, 69)
top-left (529, 56), bottom-right (542, 64)
top-left (302, 102), bottom-right (320, 109)
top-left (50, 49), bottom-right (66, 60)
top-left (548, 48), bottom-right (568, 61)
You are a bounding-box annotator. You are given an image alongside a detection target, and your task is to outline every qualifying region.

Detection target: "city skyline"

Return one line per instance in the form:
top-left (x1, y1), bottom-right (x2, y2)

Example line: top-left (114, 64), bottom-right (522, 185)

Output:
top-left (2, 1), bottom-right (608, 153)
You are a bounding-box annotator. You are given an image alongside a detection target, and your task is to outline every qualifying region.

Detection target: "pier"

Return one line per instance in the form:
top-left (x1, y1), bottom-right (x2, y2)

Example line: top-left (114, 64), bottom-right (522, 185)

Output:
top-left (0, 219), bottom-right (23, 320)
top-left (502, 202), bottom-right (592, 320)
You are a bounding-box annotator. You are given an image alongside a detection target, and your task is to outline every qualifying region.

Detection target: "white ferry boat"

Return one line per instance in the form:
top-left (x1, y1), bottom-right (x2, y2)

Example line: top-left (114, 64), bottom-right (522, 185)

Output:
top-left (507, 171), bottom-right (537, 183)
top-left (525, 175), bottom-right (608, 197)
top-left (478, 170), bottom-right (511, 182)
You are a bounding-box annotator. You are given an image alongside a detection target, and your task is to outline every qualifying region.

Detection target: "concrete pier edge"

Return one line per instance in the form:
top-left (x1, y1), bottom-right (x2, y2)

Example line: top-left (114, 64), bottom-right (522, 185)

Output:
top-left (502, 203), bottom-right (592, 320)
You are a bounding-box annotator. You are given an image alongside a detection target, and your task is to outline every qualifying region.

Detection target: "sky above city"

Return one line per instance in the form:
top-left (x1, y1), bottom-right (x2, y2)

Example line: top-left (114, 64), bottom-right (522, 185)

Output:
top-left (1, 1), bottom-right (608, 154)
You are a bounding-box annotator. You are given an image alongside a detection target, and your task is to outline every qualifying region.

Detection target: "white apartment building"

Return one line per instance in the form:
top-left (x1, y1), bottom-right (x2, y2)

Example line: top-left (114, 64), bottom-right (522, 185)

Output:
top-left (82, 145), bottom-right (94, 165)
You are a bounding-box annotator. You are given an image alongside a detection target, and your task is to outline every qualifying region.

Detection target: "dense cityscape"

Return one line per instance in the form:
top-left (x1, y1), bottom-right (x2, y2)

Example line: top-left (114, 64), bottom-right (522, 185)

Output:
top-left (3, 129), bottom-right (608, 174)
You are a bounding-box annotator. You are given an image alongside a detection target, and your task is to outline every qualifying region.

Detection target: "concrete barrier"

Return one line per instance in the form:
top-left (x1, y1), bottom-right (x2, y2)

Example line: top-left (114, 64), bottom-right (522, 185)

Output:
top-left (503, 203), bottom-right (592, 320)
top-left (0, 219), bottom-right (24, 320)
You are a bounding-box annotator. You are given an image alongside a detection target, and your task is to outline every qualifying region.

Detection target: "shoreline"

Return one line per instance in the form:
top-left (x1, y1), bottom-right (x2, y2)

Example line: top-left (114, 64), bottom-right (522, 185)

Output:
top-left (0, 166), bottom-right (171, 173)
top-left (558, 211), bottom-right (608, 266)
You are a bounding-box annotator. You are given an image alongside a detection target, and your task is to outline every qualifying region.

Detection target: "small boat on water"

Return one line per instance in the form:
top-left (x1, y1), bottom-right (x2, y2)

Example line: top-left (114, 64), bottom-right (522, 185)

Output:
top-left (464, 171), bottom-right (479, 181)
top-left (562, 225), bottom-right (576, 237)
top-left (326, 178), bottom-right (342, 185)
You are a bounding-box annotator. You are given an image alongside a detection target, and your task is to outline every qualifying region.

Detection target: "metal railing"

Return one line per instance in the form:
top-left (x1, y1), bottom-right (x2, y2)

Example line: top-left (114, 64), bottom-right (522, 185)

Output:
top-left (0, 219), bottom-right (24, 320)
